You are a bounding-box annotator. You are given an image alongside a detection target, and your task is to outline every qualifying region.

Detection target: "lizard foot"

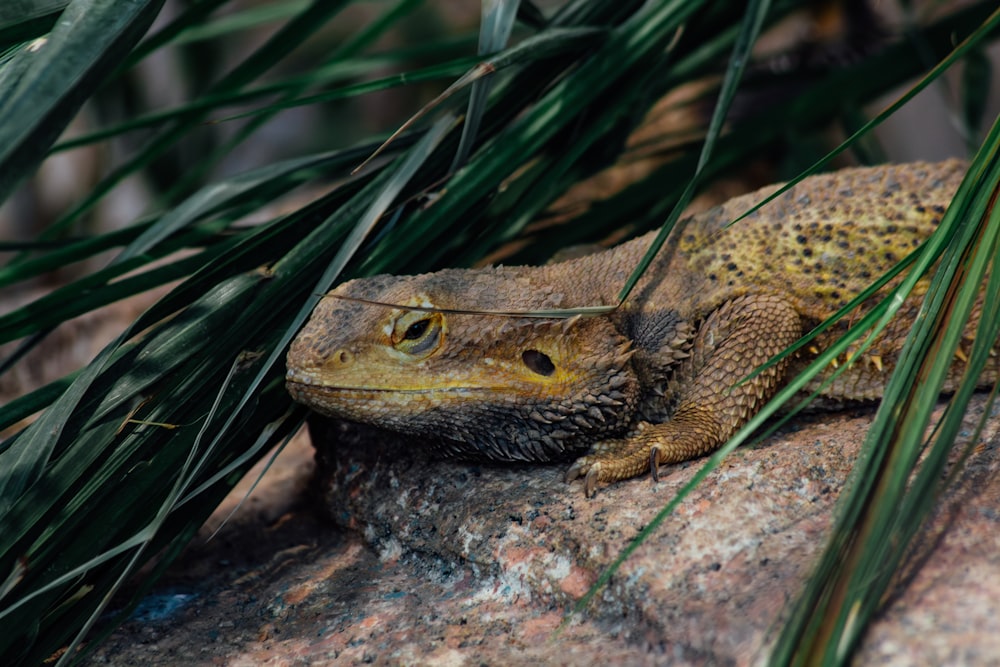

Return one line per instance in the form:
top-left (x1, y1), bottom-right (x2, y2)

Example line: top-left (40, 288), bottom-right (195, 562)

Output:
top-left (564, 419), bottom-right (733, 496)
top-left (566, 295), bottom-right (802, 497)
top-left (564, 435), bottom-right (657, 497)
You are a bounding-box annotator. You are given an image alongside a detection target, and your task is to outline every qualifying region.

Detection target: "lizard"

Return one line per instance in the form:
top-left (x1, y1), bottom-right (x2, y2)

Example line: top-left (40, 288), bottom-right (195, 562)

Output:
top-left (286, 160), bottom-right (997, 496)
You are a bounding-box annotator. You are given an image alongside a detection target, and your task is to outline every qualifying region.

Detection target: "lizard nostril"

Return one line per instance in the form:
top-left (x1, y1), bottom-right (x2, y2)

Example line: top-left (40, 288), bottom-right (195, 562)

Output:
top-left (337, 350), bottom-right (352, 364)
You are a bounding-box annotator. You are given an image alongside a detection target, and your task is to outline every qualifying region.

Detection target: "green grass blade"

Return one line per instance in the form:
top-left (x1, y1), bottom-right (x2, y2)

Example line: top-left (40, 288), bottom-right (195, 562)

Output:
top-left (52, 57), bottom-right (477, 152)
top-left (0, 0), bottom-right (67, 25)
top-left (31, 0), bottom-right (349, 244)
top-left (450, 0), bottom-right (521, 170)
top-left (172, 1), bottom-right (312, 46)
top-left (0, 1), bottom-right (62, 48)
top-left (113, 149), bottom-right (350, 265)
top-left (769, 128), bottom-right (1000, 666)
top-left (0, 225), bottom-right (146, 288)
top-left (0, 375), bottom-right (76, 437)
top-left (0, 270), bottom-right (260, 524)
top-left (352, 27), bottom-right (605, 175)
top-left (961, 46), bottom-right (992, 151)
top-left (119, 0), bottom-right (231, 71)
top-left (724, 6), bottom-right (1000, 230)
top-left (353, 0), bottom-right (706, 275)
top-left (0, 0), bottom-right (165, 206)
top-left (798, 146), bottom-right (999, 667)
top-left (613, 0), bottom-right (772, 304)
top-left (163, 0), bottom-right (425, 200)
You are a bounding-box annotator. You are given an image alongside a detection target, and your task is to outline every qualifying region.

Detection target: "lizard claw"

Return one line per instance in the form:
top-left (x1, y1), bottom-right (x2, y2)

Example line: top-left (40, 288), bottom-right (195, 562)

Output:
top-left (564, 459), bottom-right (587, 483)
top-left (649, 446), bottom-right (661, 483)
top-left (564, 458), bottom-right (603, 497)
top-left (584, 467), bottom-right (601, 498)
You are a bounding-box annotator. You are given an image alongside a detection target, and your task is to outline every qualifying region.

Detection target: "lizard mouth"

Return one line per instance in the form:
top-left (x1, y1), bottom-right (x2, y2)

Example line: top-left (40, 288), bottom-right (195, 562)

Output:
top-left (285, 371), bottom-right (488, 395)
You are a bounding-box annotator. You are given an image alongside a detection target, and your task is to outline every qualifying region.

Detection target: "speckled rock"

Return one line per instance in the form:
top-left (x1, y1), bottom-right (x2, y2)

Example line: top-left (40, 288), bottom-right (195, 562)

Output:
top-left (89, 397), bottom-right (1000, 666)
top-left (311, 395), bottom-right (1000, 665)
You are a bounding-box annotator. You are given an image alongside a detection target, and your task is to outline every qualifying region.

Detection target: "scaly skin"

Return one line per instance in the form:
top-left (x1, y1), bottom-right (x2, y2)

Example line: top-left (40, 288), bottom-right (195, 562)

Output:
top-left (286, 160), bottom-right (996, 496)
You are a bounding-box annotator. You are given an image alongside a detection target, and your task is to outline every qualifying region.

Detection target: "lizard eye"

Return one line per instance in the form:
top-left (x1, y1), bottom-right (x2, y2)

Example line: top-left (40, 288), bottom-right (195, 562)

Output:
top-left (403, 319), bottom-right (429, 341)
top-left (391, 310), bottom-right (445, 357)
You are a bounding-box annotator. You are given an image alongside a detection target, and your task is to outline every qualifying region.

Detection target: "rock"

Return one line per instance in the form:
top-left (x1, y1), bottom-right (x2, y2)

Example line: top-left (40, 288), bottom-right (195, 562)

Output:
top-left (311, 395), bottom-right (1000, 664)
top-left (90, 396), bottom-right (1000, 665)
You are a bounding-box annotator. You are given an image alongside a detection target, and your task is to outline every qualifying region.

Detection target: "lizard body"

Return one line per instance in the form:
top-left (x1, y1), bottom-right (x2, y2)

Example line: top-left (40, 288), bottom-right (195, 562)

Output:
top-left (286, 160), bottom-right (996, 495)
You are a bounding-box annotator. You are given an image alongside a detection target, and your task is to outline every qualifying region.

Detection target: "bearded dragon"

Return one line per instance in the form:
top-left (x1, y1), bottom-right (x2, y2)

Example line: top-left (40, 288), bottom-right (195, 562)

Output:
top-left (286, 160), bottom-right (996, 496)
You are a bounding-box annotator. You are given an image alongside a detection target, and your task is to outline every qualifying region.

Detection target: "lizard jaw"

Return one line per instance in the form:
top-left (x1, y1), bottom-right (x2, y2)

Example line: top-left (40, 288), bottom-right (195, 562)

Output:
top-left (285, 370), bottom-right (494, 397)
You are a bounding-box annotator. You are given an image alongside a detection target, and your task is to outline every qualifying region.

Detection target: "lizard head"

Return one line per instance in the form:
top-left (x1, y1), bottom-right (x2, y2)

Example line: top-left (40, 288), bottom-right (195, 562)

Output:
top-left (285, 268), bottom-right (639, 461)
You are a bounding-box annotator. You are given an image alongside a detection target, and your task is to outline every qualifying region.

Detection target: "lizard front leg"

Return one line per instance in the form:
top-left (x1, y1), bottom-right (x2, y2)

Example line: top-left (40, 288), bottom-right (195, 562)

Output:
top-left (565, 294), bottom-right (802, 496)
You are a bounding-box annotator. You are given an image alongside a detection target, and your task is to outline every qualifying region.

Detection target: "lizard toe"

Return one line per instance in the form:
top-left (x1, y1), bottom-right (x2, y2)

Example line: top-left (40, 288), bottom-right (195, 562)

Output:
top-left (584, 465), bottom-right (602, 498)
top-left (564, 457), bottom-right (590, 484)
top-left (564, 457), bottom-right (605, 496)
top-left (649, 445), bottom-right (662, 482)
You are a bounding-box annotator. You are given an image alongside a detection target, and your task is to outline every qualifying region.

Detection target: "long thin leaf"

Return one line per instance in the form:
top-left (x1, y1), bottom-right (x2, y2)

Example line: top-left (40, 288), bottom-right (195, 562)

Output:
top-left (450, 0), bottom-right (521, 170)
top-left (163, 0), bottom-right (426, 200)
top-left (567, 0), bottom-right (774, 617)
top-left (0, 0), bottom-right (165, 206)
top-left (778, 128), bottom-right (1000, 665)
top-left (613, 0), bottom-right (772, 304)
top-left (30, 0), bottom-right (349, 244)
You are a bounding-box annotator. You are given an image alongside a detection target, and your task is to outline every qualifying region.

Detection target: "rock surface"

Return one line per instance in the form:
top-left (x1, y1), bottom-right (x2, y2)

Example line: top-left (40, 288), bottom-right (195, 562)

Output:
top-left (89, 396), bottom-right (1000, 665)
